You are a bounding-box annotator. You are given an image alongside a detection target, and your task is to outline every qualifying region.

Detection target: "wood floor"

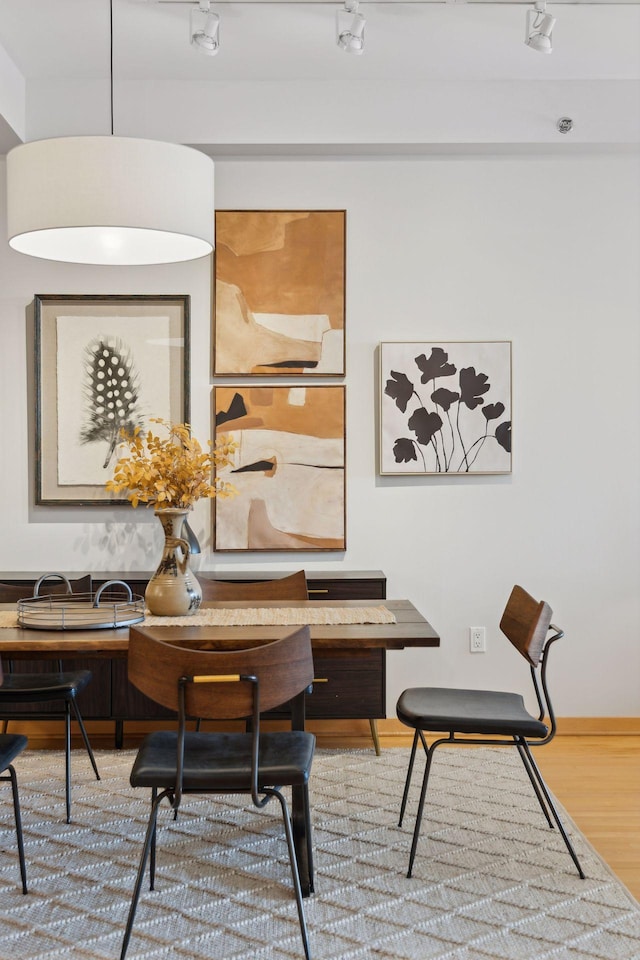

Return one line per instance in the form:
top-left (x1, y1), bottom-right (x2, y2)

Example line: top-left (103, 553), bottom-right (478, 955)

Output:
top-left (534, 735), bottom-right (640, 901)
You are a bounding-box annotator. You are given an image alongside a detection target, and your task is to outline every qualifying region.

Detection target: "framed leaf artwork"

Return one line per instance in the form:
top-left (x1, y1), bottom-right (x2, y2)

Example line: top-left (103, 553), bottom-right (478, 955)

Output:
top-left (34, 294), bottom-right (189, 505)
top-left (214, 210), bottom-right (346, 376)
top-left (380, 341), bottom-right (512, 475)
top-left (213, 385), bottom-right (346, 551)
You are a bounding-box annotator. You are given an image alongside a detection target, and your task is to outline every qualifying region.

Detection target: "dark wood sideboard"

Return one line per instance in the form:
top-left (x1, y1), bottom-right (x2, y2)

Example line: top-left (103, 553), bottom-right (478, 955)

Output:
top-left (0, 571), bottom-right (387, 746)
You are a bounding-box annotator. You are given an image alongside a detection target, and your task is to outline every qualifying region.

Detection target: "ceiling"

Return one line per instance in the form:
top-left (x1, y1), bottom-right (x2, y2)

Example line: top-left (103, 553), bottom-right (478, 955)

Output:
top-left (0, 0), bottom-right (638, 153)
top-left (1, 0), bottom-right (638, 83)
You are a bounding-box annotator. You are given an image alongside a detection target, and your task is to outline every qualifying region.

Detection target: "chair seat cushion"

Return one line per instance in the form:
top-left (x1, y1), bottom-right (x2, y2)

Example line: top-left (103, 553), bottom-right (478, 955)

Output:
top-left (0, 671), bottom-right (92, 703)
top-left (130, 730), bottom-right (316, 792)
top-left (0, 733), bottom-right (28, 771)
top-left (396, 686), bottom-right (548, 739)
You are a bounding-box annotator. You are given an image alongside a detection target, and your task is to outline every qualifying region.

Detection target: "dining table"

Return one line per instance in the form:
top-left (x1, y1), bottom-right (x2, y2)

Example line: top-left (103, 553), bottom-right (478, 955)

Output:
top-left (0, 596), bottom-right (440, 896)
top-left (0, 597), bottom-right (438, 654)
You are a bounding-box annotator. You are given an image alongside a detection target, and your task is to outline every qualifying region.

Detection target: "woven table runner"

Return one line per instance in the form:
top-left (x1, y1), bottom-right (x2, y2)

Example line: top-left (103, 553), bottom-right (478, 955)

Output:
top-left (142, 605), bottom-right (396, 626)
top-left (0, 605), bottom-right (396, 629)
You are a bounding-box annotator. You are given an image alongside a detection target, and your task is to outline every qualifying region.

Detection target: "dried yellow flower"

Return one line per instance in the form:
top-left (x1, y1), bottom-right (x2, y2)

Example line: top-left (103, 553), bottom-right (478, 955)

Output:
top-left (106, 418), bottom-right (237, 509)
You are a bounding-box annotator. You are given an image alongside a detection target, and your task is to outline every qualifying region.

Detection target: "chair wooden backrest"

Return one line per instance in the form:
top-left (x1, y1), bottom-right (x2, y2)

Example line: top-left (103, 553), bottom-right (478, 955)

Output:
top-left (197, 570), bottom-right (308, 603)
top-left (0, 574), bottom-right (92, 602)
top-left (128, 624), bottom-right (314, 720)
top-left (499, 584), bottom-right (553, 667)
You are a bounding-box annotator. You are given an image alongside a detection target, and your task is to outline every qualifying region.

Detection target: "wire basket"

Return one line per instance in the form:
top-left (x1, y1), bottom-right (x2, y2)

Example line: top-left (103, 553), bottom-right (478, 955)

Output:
top-left (17, 580), bottom-right (145, 631)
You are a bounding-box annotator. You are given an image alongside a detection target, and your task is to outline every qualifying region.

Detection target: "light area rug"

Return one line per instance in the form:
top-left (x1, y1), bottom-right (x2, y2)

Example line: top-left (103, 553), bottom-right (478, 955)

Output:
top-left (0, 748), bottom-right (638, 960)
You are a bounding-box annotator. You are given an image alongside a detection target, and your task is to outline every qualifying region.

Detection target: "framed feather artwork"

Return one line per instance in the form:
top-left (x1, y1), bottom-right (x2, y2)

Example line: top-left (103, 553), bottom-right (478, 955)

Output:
top-left (34, 295), bottom-right (189, 505)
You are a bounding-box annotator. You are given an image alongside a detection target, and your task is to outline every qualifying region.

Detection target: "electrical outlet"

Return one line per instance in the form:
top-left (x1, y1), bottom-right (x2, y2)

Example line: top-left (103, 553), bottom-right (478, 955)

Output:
top-left (469, 626), bottom-right (486, 653)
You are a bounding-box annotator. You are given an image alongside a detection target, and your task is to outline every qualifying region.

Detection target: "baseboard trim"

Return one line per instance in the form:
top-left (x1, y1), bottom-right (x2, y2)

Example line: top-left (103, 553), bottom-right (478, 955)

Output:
top-left (4, 715), bottom-right (640, 750)
top-left (375, 717), bottom-right (640, 739)
top-left (553, 717), bottom-right (640, 736)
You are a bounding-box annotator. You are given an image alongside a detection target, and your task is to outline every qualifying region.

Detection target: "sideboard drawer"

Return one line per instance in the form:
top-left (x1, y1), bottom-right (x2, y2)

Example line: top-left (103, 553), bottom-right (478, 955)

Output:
top-left (306, 650), bottom-right (385, 719)
top-left (195, 571), bottom-right (387, 602)
top-left (307, 577), bottom-right (386, 601)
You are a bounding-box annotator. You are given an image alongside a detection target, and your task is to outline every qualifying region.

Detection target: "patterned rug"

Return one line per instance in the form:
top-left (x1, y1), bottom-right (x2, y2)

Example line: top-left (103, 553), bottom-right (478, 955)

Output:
top-left (0, 748), bottom-right (638, 960)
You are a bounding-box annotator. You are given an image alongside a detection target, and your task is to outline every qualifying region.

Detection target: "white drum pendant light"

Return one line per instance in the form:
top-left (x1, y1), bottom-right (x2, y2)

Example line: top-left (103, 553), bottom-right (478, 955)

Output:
top-left (7, 137), bottom-right (214, 265)
top-left (6, 0), bottom-right (214, 266)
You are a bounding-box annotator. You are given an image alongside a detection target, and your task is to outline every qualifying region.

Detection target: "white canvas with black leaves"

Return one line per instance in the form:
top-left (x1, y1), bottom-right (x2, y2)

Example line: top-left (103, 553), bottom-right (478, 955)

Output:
top-left (380, 341), bottom-right (512, 475)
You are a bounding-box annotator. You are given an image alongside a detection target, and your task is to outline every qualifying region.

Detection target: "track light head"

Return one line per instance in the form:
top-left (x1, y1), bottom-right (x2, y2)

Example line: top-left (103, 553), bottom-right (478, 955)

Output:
top-left (525, 1), bottom-right (555, 54)
top-left (337, 0), bottom-right (366, 55)
top-left (191, 1), bottom-right (220, 56)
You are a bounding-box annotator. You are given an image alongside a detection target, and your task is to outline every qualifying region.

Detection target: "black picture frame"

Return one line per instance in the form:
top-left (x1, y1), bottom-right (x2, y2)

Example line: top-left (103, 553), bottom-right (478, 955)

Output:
top-left (34, 294), bottom-right (190, 506)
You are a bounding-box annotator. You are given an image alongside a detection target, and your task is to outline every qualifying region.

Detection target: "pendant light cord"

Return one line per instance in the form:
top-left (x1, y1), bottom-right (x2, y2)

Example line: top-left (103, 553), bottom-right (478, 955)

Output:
top-left (110, 0), bottom-right (114, 135)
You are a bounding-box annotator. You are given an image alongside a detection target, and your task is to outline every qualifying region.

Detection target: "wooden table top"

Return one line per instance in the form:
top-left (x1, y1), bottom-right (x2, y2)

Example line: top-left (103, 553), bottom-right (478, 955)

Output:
top-left (0, 599), bottom-right (439, 655)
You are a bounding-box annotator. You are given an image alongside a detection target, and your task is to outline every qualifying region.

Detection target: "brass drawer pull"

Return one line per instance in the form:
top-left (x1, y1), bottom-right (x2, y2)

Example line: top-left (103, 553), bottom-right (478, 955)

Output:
top-left (193, 674), bottom-right (241, 683)
top-left (313, 678), bottom-right (329, 683)
top-left (308, 588), bottom-right (329, 594)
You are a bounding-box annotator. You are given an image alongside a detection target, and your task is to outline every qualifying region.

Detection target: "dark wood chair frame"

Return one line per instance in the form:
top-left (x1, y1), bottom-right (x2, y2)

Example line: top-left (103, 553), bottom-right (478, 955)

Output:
top-left (193, 569), bottom-right (309, 735)
top-left (121, 625), bottom-right (315, 960)
top-left (397, 585), bottom-right (585, 881)
top-left (197, 569), bottom-right (308, 602)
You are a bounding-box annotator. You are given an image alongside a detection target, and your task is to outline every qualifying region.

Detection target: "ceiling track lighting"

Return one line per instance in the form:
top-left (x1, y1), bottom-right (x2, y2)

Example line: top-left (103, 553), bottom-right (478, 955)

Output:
top-left (191, 0), bottom-right (220, 56)
top-left (525, 0), bottom-right (555, 54)
top-left (6, 0), bottom-right (214, 265)
top-left (337, 0), bottom-right (366, 56)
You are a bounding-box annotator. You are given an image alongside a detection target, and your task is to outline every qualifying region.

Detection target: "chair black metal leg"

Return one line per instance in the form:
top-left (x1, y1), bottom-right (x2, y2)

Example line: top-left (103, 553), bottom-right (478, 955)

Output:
top-left (7, 765), bottom-right (27, 894)
top-left (303, 783), bottom-right (314, 895)
top-left (121, 793), bottom-right (164, 960)
top-left (149, 788), bottom-right (158, 890)
top-left (399, 729), bottom-right (420, 827)
top-left (70, 697), bottom-right (100, 782)
top-left (407, 741), bottom-right (437, 878)
top-left (269, 788), bottom-right (312, 960)
top-left (64, 701), bottom-right (72, 823)
top-left (292, 783), bottom-right (313, 897)
top-left (515, 738), bottom-right (554, 829)
top-left (520, 740), bottom-right (585, 879)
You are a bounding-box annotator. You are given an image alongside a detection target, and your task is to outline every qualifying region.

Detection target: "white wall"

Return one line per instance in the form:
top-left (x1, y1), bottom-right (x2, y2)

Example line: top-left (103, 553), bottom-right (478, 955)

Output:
top-left (1, 151), bottom-right (638, 717)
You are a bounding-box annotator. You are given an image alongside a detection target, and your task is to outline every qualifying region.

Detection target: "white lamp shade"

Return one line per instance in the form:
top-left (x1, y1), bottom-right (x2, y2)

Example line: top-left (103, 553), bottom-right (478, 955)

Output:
top-left (7, 136), bottom-right (215, 265)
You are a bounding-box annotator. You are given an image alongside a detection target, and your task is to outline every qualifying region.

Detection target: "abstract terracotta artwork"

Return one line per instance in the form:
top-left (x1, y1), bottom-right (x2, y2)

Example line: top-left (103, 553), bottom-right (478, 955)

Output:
top-left (380, 341), bottom-right (512, 475)
top-left (214, 385), bottom-right (346, 551)
top-left (214, 211), bottom-right (345, 376)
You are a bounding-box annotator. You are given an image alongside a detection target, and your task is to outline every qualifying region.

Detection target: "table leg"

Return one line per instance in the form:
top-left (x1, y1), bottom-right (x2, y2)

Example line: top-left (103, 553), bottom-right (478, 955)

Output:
top-left (115, 720), bottom-right (124, 750)
top-left (291, 783), bottom-right (314, 897)
top-left (370, 718), bottom-right (381, 756)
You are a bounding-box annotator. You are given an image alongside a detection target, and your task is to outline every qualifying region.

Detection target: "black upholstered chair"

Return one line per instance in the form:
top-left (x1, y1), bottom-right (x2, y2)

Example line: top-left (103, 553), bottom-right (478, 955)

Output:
top-left (0, 723), bottom-right (28, 893)
top-left (0, 574), bottom-right (101, 822)
top-left (197, 569), bottom-right (308, 602)
top-left (396, 584), bottom-right (585, 880)
top-left (121, 624), bottom-right (316, 960)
